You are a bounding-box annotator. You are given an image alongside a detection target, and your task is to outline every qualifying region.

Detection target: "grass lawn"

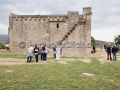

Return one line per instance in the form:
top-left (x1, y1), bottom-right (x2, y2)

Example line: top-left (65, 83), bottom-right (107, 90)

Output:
top-left (0, 40), bottom-right (7, 49)
top-left (0, 53), bottom-right (27, 59)
top-left (0, 49), bottom-right (6, 52)
top-left (0, 54), bottom-right (120, 90)
top-left (0, 40), bottom-right (7, 43)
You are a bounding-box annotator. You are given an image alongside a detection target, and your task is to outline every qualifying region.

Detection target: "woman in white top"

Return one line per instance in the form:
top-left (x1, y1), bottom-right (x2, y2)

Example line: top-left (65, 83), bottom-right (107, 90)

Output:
top-left (56, 45), bottom-right (61, 61)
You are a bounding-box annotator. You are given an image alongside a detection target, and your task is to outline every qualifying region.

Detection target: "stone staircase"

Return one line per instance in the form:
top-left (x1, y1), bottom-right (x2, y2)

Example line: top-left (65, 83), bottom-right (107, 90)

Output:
top-left (60, 23), bottom-right (77, 43)
top-left (60, 18), bottom-right (86, 43)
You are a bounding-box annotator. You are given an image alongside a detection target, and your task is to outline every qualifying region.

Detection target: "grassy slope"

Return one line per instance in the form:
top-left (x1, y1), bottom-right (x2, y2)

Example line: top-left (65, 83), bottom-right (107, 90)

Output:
top-left (96, 40), bottom-right (114, 44)
top-left (0, 40), bottom-right (8, 43)
top-left (0, 54), bottom-right (120, 90)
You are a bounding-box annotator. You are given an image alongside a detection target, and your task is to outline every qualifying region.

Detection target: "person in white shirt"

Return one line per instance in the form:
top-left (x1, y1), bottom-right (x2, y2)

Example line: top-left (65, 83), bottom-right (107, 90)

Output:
top-left (5, 42), bottom-right (9, 50)
top-left (56, 45), bottom-right (61, 61)
top-left (27, 45), bottom-right (34, 63)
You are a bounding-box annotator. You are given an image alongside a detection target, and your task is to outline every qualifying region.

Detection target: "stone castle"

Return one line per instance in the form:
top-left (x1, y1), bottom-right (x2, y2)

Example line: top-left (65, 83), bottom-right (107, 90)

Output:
top-left (8, 7), bottom-right (92, 56)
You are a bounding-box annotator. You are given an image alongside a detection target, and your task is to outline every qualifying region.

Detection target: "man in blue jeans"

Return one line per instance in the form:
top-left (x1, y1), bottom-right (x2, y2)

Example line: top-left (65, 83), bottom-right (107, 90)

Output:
top-left (112, 44), bottom-right (118, 61)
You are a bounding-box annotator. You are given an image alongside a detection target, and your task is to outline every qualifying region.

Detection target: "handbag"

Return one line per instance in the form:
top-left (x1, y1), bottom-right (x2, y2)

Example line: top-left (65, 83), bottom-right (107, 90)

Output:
top-left (60, 51), bottom-right (62, 54)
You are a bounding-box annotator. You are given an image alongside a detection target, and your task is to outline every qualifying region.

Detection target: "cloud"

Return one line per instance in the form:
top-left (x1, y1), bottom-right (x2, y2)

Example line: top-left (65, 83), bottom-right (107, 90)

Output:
top-left (91, 27), bottom-right (120, 42)
top-left (0, 23), bottom-right (8, 34)
top-left (0, 0), bottom-right (120, 42)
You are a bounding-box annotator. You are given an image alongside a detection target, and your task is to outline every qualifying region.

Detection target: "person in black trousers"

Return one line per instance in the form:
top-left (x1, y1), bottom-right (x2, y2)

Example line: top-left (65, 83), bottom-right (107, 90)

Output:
top-left (106, 44), bottom-right (112, 60)
top-left (33, 45), bottom-right (39, 62)
top-left (53, 47), bottom-right (56, 58)
top-left (39, 48), bottom-right (43, 60)
top-left (42, 46), bottom-right (47, 62)
top-left (93, 45), bottom-right (96, 53)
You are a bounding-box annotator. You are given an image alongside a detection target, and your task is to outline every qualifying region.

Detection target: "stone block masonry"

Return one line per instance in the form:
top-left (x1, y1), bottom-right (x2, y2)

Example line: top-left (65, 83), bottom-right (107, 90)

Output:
top-left (8, 7), bottom-right (92, 56)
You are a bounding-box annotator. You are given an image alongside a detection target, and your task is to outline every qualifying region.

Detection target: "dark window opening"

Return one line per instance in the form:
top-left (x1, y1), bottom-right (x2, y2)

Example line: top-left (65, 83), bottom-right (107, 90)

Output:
top-left (57, 23), bottom-right (59, 28)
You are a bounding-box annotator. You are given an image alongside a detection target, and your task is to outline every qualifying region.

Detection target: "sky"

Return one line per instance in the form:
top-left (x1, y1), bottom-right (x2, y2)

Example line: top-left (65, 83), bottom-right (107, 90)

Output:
top-left (0, 0), bottom-right (120, 42)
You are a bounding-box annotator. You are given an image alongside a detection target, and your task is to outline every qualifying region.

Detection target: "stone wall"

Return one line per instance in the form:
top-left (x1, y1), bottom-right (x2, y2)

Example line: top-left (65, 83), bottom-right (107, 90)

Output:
top-left (49, 21), bottom-right (68, 42)
top-left (8, 7), bottom-right (92, 56)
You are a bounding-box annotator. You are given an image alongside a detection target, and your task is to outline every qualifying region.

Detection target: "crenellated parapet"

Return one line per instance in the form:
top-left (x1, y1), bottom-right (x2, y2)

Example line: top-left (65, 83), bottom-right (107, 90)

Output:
top-left (12, 14), bottom-right (67, 22)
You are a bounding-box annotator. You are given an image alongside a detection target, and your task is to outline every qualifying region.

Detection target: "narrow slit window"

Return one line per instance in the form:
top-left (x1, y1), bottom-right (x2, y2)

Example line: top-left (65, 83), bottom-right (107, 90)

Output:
top-left (57, 23), bottom-right (59, 28)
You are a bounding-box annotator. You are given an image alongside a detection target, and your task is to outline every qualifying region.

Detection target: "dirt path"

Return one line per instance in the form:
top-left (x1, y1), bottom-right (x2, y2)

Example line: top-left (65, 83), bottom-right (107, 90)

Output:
top-left (90, 48), bottom-right (120, 64)
top-left (0, 48), bottom-right (120, 65)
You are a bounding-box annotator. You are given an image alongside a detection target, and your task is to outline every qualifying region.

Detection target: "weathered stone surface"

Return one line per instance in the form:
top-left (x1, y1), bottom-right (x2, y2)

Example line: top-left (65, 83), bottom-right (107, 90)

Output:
top-left (8, 7), bottom-right (92, 56)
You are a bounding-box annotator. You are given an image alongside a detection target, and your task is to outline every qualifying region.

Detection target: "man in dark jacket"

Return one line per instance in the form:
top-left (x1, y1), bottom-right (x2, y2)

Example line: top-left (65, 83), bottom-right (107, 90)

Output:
top-left (106, 44), bottom-right (112, 60)
top-left (93, 45), bottom-right (96, 53)
top-left (112, 45), bottom-right (118, 60)
top-left (104, 44), bottom-right (107, 51)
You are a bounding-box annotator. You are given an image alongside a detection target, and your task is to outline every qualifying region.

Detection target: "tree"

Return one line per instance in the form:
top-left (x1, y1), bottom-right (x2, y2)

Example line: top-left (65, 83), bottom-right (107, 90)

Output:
top-left (91, 36), bottom-right (96, 45)
top-left (114, 35), bottom-right (120, 44)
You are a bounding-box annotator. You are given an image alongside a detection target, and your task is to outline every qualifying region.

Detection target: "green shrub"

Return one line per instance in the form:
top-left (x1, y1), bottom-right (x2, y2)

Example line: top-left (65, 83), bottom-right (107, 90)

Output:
top-left (0, 43), bottom-right (6, 49)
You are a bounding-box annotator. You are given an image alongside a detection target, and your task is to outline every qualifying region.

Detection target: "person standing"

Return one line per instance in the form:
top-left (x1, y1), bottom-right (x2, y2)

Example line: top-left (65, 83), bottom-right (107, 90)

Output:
top-left (100, 44), bottom-right (103, 49)
top-left (45, 45), bottom-right (48, 59)
top-left (93, 45), bottom-right (96, 53)
top-left (56, 45), bottom-right (61, 61)
top-left (5, 42), bottom-right (9, 50)
top-left (39, 47), bottom-right (43, 60)
top-left (106, 44), bottom-right (112, 60)
top-left (104, 44), bottom-right (107, 51)
top-left (27, 45), bottom-right (34, 63)
top-left (117, 45), bottom-right (120, 51)
top-left (42, 46), bottom-right (47, 62)
top-left (112, 44), bottom-right (118, 61)
top-left (33, 45), bottom-right (39, 62)
top-left (53, 47), bottom-right (56, 58)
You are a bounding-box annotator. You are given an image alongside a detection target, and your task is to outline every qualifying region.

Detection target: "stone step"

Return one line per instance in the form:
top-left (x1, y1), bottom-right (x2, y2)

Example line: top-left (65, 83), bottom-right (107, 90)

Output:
top-left (60, 22), bottom-right (78, 43)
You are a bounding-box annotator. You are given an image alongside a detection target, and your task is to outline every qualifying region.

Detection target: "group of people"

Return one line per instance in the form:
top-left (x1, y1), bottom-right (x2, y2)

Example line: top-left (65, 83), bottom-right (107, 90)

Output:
top-left (92, 43), bottom-right (119, 61)
top-left (5, 42), bottom-right (120, 62)
top-left (105, 44), bottom-right (119, 61)
top-left (27, 44), bottom-right (62, 63)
